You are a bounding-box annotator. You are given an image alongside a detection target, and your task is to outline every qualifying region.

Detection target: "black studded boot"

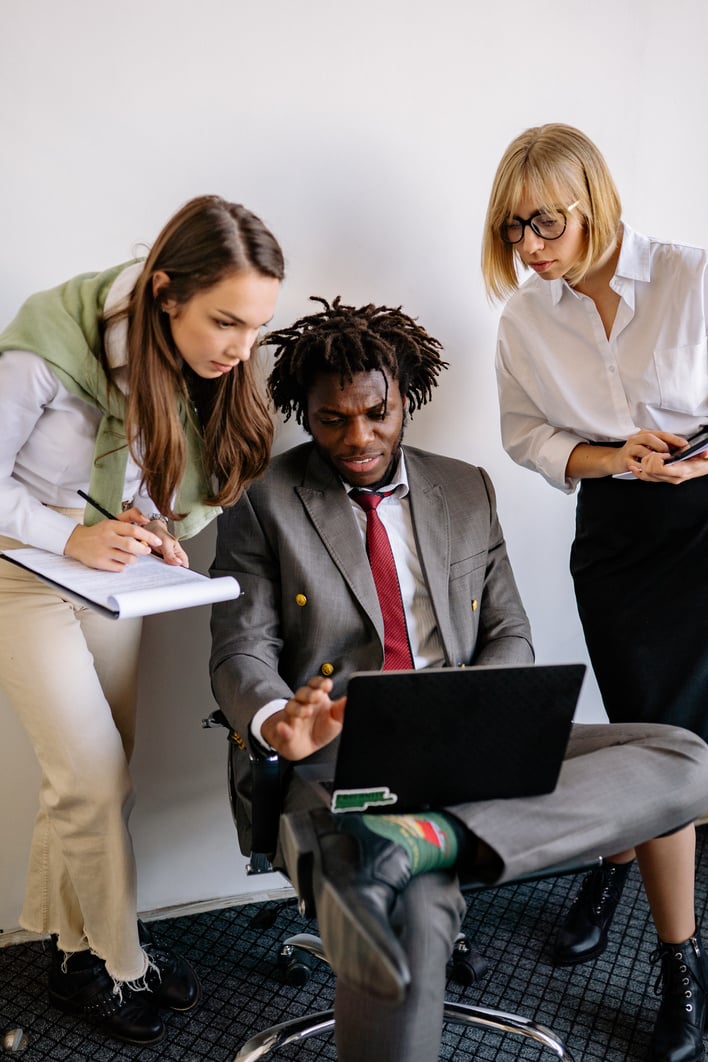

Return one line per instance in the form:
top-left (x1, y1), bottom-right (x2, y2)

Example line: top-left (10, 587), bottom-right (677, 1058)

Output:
top-left (552, 860), bottom-right (633, 965)
top-left (47, 936), bottom-right (165, 1045)
top-left (138, 919), bottom-right (201, 1012)
top-left (648, 931), bottom-right (707, 1062)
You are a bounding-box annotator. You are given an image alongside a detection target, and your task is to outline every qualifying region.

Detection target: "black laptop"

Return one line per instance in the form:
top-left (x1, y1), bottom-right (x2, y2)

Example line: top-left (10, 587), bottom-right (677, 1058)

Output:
top-left (301, 663), bottom-right (585, 814)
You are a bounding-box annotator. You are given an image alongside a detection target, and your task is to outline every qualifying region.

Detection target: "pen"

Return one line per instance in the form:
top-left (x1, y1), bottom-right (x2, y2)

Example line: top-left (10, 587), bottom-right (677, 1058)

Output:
top-left (77, 490), bottom-right (178, 542)
top-left (77, 490), bottom-right (116, 521)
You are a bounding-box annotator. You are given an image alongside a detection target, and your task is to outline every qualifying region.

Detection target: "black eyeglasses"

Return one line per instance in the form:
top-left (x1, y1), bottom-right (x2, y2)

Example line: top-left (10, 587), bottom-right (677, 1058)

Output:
top-left (500, 202), bottom-right (579, 245)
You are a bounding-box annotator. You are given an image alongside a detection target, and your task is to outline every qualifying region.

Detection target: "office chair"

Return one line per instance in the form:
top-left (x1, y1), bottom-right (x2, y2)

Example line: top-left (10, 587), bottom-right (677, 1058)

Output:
top-left (203, 709), bottom-right (599, 1061)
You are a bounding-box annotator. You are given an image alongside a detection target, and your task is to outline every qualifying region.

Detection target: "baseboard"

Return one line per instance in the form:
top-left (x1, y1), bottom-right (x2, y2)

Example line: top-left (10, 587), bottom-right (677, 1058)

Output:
top-left (0, 883), bottom-right (296, 949)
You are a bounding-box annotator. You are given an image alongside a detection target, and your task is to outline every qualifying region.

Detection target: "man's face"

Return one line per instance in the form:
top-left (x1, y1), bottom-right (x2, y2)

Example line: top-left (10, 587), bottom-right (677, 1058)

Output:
top-left (306, 369), bottom-right (406, 488)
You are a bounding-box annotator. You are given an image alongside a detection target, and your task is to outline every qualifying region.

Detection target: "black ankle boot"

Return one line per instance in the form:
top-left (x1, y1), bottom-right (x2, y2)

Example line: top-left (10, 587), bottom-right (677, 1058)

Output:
top-left (138, 920), bottom-right (201, 1012)
top-left (648, 931), bottom-right (707, 1061)
top-left (47, 937), bottom-right (164, 1045)
top-left (552, 860), bottom-right (633, 966)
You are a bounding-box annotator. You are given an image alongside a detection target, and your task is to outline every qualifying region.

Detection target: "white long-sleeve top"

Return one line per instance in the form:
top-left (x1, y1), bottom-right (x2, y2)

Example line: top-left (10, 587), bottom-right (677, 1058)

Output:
top-left (0, 262), bottom-right (156, 553)
top-left (495, 223), bottom-right (708, 493)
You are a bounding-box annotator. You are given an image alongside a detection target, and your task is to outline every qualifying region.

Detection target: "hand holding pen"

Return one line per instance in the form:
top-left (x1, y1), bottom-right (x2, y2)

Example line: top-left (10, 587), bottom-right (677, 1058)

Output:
top-left (63, 492), bottom-right (188, 571)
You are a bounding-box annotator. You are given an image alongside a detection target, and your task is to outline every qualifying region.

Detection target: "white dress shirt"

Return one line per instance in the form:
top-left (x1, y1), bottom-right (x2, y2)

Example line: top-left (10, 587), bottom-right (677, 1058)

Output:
top-left (496, 223), bottom-right (708, 493)
top-left (0, 262), bottom-right (157, 553)
top-left (250, 450), bottom-right (445, 749)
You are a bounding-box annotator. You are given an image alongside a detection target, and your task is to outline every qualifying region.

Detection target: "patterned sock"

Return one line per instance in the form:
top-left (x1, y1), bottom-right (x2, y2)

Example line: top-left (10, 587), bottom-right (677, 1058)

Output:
top-left (361, 812), bottom-right (464, 875)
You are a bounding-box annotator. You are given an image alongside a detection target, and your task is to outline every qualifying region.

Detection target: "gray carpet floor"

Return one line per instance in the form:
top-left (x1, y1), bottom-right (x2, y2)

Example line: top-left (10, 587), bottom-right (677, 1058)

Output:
top-left (1, 825), bottom-right (706, 1061)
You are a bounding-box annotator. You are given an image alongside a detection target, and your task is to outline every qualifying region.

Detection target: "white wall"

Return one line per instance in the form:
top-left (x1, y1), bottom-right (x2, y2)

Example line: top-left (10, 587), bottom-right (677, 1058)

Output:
top-left (2, 0), bottom-right (707, 933)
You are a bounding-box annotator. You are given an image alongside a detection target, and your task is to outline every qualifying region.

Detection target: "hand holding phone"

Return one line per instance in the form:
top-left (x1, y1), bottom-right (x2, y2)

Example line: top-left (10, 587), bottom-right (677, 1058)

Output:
top-left (664, 426), bottom-right (708, 466)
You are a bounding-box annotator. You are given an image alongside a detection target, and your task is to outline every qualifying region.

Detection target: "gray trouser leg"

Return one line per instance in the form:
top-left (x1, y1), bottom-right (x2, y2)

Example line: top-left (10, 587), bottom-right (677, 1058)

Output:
top-left (333, 870), bottom-right (466, 1062)
top-left (452, 722), bottom-right (708, 881)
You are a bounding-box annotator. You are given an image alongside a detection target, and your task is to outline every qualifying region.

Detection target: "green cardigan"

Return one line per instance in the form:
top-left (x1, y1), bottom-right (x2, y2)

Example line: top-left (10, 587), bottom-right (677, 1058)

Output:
top-left (0, 263), bottom-right (218, 540)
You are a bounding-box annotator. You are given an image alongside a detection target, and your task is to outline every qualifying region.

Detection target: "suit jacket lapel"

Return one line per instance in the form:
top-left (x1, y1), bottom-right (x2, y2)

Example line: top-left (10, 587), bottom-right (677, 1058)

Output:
top-left (296, 449), bottom-right (384, 642)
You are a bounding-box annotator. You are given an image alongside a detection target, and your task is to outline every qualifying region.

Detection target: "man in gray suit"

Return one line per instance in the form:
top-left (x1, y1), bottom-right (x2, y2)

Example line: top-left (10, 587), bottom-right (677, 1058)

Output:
top-left (210, 297), bottom-right (708, 1062)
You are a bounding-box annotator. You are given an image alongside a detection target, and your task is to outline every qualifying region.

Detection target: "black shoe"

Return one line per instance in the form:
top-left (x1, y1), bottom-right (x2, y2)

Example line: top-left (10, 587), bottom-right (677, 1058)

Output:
top-left (648, 930), bottom-right (707, 1061)
top-left (552, 861), bottom-right (633, 966)
top-left (279, 807), bottom-right (413, 1003)
top-left (138, 920), bottom-right (202, 1012)
top-left (47, 937), bottom-right (165, 1046)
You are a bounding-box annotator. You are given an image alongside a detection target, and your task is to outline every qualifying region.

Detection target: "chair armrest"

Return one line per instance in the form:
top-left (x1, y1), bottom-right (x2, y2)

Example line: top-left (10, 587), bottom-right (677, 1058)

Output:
top-left (204, 708), bottom-right (285, 875)
top-left (227, 737), bottom-right (282, 875)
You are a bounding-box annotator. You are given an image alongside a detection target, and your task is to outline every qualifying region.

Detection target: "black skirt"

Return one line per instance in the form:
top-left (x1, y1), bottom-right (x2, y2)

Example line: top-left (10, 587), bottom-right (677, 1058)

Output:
top-left (570, 474), bottom-right (708, 742)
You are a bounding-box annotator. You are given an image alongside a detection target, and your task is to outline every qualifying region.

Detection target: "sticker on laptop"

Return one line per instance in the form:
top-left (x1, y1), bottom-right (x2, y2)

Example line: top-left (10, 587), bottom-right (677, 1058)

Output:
top-left (331, 786), bottom-right (399, 813)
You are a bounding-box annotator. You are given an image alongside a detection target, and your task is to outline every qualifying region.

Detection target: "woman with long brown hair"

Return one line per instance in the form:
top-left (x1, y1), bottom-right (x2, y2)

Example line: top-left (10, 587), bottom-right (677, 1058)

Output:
top-left (0, 195), bottom-right (284, 1045)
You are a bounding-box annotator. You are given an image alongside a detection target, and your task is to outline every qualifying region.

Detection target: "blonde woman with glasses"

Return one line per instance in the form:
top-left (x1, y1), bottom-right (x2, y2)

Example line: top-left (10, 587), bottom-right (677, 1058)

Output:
top-left (482, 123), bottom-right (708, 1062)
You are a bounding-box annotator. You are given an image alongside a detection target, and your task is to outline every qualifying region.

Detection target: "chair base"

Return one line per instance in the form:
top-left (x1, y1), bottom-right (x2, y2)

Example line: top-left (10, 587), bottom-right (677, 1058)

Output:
top-left (234, 934), bottom-right (574, 1061)
top-left (233, 1001), bottom-right (574, 1061)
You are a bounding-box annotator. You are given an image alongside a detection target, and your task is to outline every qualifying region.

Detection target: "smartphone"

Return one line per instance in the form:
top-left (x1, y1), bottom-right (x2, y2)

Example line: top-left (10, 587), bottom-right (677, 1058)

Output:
top-left (664, 426), bottom-right (708, 466)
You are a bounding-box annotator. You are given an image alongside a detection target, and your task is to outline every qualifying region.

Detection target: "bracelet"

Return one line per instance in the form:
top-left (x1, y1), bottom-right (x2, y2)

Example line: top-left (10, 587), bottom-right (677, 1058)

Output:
top-left (148, 513), bottom-right (169, 526)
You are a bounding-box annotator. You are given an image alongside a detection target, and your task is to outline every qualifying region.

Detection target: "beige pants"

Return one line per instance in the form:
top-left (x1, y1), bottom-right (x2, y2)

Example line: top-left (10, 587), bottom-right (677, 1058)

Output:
top-left (0, 519), bottom-right (148, 982)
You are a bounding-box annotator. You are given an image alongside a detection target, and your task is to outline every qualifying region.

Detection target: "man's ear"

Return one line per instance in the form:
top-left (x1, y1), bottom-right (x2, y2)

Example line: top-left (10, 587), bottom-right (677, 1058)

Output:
top-left (152, 271), bottom-right (176, 314)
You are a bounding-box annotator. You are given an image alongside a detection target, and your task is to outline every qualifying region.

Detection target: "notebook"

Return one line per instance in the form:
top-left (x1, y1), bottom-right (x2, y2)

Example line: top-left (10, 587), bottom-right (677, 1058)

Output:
top-left (299, 663), bottom-right (585, 814)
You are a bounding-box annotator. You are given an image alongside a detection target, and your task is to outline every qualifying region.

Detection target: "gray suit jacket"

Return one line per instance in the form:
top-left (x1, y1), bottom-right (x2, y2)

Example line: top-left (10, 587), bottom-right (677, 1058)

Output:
top-left (210, 443), bottom-right (533, 850)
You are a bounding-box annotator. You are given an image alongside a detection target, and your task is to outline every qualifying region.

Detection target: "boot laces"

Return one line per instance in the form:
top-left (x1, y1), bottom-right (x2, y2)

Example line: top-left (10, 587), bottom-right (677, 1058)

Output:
top-left (574, 865), bottom-right (624, 918)
top-left (651, 939), bottom-right (701, 1014)
top-left (594, 875), bottom-right (621, 915)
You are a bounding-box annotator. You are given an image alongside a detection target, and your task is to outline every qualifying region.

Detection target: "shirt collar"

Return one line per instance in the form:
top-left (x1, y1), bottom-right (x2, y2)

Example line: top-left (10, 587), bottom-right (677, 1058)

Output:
top-left (612, 222), bottom-right (651, 283)
top-left (548, 221), bottom-right (649, 307)
top-left (344, 449), bottom-right (410, 498)
top-left (548, 276), bottom-right (566, 306)
top-left (103, 261), bottom-right (145, 370)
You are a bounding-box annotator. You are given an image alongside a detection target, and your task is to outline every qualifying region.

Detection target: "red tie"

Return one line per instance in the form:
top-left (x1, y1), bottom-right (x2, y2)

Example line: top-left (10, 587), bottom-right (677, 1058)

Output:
top-left (352, 491), bottom-right (414, 670)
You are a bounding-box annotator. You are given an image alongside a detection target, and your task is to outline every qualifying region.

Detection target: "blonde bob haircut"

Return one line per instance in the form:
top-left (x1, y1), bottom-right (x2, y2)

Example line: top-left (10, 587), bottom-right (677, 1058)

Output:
top-left (481, 123), bottom-right (622, 302)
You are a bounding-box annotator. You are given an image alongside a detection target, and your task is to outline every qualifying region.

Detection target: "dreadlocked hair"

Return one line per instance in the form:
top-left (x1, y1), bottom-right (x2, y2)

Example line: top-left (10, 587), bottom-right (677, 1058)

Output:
top-left (266, 296), bottom-right (448, 428)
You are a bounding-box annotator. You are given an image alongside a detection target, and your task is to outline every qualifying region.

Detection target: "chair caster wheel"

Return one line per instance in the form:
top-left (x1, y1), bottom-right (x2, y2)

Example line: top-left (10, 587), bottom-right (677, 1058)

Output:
top-left (446, 934), bottom-right (489, 986)
top-left (2, 1028), bottom-right (28, 1054)
top-left (278, 943), bottom-right (313, 987)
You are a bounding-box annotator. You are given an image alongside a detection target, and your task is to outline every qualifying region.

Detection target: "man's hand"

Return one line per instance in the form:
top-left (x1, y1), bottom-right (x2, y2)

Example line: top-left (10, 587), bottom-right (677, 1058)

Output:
top-left (261, 676), bottom-right (346, 761)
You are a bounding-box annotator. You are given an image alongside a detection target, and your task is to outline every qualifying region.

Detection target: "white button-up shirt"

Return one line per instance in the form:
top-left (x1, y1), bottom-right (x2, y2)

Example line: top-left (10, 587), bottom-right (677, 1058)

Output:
top-left (495, 223), bottom-right (708, 493)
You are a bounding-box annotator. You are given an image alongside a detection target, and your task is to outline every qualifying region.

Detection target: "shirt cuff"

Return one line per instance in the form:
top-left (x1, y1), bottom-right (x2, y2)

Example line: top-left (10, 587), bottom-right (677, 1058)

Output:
top-left (250, 699), bottom-right (288, 754)
top-left (31, 508), bottom-right (82, 555)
